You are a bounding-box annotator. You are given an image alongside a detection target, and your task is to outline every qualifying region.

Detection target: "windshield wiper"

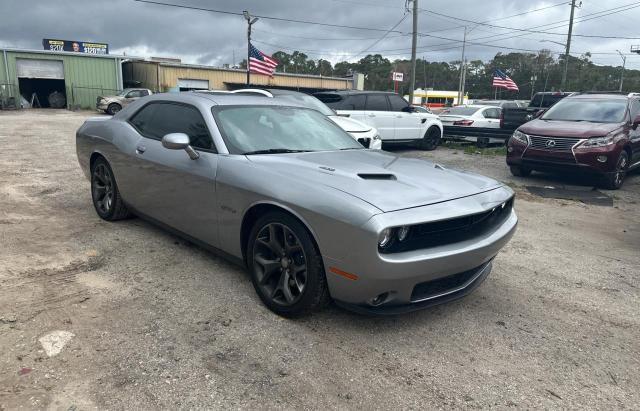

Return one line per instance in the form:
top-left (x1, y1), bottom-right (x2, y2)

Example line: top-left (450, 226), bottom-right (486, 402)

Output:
top-left (244, 148), bottom-right (311, 155)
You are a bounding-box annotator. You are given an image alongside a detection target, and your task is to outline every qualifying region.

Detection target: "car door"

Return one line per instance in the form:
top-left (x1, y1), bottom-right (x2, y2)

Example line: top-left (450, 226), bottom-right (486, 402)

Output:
top-left (336, 94), bottom-right (367, 124)
top-left (480, 107), bottom-right (502, 128)
top-left (121, 101), bottom-right (220, 246)
top-left (388, 94), bottom-right (422, 140)
top-left (364, 94), bottom-right (396, 140)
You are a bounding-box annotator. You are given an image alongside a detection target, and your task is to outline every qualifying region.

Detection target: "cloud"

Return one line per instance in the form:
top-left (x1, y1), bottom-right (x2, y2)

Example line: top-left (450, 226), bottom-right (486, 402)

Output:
top-left (1, 0), bottom-right (637, 68)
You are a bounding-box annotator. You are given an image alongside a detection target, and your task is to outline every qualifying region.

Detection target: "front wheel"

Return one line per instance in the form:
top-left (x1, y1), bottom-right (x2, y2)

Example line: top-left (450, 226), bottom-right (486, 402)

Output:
top-left (106, 103), bottom-right (121, 116)
top-left (91, 157), bottom-right (131, 221)
top-left (247, 212), bottom-right (330, 317)
top-left (509, 165), bottom-right (532, 177)
top-left (419, 126), bottom-right (441, 151)
top-left (601, 151), bottom-right (628, 190)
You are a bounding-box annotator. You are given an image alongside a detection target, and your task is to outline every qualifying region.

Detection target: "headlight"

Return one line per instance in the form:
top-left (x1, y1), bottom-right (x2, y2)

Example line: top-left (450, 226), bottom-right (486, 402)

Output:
top-left (511, 130), bottom-right (529, 145)
top-left (576, 132), bottom-right (621, 149)
top-left (378, 228), bottom-right (394, 248)
top-left (372, 134), bottom-right (381, 141)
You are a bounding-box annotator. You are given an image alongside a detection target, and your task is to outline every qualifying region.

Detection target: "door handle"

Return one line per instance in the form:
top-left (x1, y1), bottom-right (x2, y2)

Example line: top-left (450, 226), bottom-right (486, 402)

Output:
top-left (368, 114), bottom-right (376, 117)
top-left (136, 145), bottom-right (146, 154)
top-left (396, 115), bottom-right (403, 118)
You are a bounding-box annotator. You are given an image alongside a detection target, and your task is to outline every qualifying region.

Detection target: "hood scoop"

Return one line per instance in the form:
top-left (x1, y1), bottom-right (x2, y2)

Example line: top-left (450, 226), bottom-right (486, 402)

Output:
top-left (358, 173), bottom-right (397, 180)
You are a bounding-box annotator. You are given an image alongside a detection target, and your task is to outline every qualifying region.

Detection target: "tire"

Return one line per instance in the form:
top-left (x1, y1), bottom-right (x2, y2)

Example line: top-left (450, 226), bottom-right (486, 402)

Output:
top-left (106, 103), bottom-right (122, 116)
top-left (419, 126), bottom-right (441, 151)
top-left (247, 211), bottom-right (330, 317)
top-left (90, 157), bottom-right (131, 221)
top-left (509, 165), bottom-right (532, 177)
top-left (601, 151), bottom-right (629, 190)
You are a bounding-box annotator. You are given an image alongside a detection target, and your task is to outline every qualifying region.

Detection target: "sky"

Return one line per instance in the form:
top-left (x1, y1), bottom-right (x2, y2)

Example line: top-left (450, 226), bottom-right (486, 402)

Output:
top-left (1, 0), bottom-right (639, 70)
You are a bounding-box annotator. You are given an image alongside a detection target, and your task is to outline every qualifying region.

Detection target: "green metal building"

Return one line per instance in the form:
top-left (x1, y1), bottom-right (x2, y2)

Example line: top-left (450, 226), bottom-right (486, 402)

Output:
top-left (1, 48), bottom-right (123, 109)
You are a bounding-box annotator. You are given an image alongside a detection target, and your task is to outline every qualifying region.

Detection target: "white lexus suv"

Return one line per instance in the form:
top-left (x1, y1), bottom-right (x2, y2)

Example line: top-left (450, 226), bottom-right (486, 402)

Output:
top-left (315, 91), bottom-right (443, 150)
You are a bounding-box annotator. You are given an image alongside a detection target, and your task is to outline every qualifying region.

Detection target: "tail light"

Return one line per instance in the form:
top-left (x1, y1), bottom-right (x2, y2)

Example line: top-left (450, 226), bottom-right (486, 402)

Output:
top-left (453, 119), bottom-right (474, 126)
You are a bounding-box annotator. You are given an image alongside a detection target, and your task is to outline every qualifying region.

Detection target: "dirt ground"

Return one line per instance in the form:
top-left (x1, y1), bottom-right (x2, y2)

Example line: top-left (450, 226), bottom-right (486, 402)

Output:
top-left (1, 109), bottom-right (639, 410)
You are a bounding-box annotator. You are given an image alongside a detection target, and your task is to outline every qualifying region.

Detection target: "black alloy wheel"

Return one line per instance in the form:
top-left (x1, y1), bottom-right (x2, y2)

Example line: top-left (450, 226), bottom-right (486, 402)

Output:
top-left (90, 158), bottom-right (131, 221)
top-left (603, 151), bottom-right (629, 190)
top-left (420, 126), bottom-right (441, 151)
top-left (248, 212), bottom-right (329, 316)
top-left (107, 103), bottom-right (121, 115)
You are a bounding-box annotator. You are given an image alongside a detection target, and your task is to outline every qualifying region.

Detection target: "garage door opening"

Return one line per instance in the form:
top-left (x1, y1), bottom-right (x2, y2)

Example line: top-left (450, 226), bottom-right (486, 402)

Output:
top-left (18, 78), bottom-right (66, 108)
top-left (177, 78), bottom-right (209, 91)
top-left (17, 59), bottom-right (67, 108)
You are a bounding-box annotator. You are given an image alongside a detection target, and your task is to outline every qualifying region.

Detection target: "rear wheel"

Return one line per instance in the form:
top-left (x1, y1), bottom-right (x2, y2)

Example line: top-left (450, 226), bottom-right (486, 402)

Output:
top-left (509, 165), bottom-right (532, 177)
top-left (247, 211), bottom-right (330, 317)
top-left (602, 151), bottom-right (628, 190)
top-left (106, 103), bottom-right (121, 116)
top-left (91, 157), bottom-right (131, 221)
top-left (419, 126), bottom-right (441, 151)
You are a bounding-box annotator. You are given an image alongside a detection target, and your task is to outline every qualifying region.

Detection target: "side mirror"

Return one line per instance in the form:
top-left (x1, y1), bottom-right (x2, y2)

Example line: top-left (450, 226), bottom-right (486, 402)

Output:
top-left (535, 109), bottom-right (546, 118)
top-left (162, 133), bottom-right (199, 160)
top-left (633, 114), bottom-right (640, 130)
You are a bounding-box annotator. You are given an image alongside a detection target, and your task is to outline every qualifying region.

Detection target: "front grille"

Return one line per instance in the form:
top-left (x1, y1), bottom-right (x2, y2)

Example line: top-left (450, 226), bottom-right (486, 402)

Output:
top-left (380, 197), bottom-right (514, 254)
top-left (410, 262), bottom-right (488, 302)
top-left (529, 135), bottom-right (581, 152)
top-left (357, 137), bottom-right (371, 148)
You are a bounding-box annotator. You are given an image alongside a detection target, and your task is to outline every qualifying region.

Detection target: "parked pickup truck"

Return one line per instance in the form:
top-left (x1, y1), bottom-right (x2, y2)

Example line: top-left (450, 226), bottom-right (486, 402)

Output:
top-left (501, 92), bottom-right (573, 130)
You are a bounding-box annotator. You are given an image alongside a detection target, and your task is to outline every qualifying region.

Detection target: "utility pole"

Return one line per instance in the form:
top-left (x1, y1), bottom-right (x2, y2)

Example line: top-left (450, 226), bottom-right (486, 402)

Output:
top-left (457, 26), bottom-right (467, 105)
top-left (561, 0), bottom-right (576, 90)
top-left (408, 0), bottom-right (418, 105)
top-left (243, 10), bottom-right (259, 86)
top-left (616, 50), bottom-right (626, 92)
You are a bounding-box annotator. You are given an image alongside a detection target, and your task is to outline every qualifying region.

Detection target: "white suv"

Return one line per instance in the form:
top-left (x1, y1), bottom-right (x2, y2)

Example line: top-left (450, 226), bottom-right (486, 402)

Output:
top-left (314, 91), bottom-right (443, 150)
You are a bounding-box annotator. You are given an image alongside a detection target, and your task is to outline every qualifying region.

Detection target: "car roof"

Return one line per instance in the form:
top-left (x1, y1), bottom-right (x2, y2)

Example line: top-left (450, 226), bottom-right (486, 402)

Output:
top-left (132, 92), bottom-right (311, 108)
top-left (567, 93), bottom-right (630, 100)
top-left (314, 90), bottom-right (397, 96)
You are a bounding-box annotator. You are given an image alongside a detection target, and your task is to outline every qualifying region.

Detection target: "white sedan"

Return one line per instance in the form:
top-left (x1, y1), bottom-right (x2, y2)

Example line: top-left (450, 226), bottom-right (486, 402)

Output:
top-left (438, 105), bottom-right (502, 128)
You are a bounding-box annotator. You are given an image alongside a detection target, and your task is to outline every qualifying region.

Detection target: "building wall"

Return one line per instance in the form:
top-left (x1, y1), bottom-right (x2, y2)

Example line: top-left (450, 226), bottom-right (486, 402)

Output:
top-left (1, 49), bottom-right (120, 109)
top-left (123, 61), bottom-right (353, 92)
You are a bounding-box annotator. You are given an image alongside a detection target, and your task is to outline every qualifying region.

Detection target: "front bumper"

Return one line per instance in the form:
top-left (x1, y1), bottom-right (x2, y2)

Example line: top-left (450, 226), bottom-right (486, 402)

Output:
top-left (323, 186), bottom-right (517, 313)
top-left (96, 102), bottom-right (108, 111)
top-left (349, 129), bottom-right (382, 150)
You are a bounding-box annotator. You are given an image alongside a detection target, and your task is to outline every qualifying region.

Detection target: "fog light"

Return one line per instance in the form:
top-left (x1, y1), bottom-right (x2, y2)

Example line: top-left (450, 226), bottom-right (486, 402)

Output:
top-left (596, 155), bottom-right (607, 163)
top-left (378, 228), bottom-right (393, 248)
top-left (397, 226), bottom-right (410, 242)
top-left (507, 146), bottom-right (514, 153)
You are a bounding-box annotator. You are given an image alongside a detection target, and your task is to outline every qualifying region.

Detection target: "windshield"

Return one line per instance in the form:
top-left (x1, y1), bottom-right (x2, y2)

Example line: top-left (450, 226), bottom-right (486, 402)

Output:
top-left (117, 89), bottom-right (131, 97)
top-left (213, 106), bottom-right (362, 154)
top-left (541, 99), bottom-right (628, 123)
top-left (440, 107), bottom-right (479, 116)
top-left (275, 93), bottom-right (335, 116)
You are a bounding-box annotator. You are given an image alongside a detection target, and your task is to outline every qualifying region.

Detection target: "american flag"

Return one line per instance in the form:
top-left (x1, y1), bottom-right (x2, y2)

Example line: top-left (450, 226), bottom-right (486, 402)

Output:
top-left (249, 43), bottom-right (278, 77)
top-left (492, 69), bottom-right (519, 91)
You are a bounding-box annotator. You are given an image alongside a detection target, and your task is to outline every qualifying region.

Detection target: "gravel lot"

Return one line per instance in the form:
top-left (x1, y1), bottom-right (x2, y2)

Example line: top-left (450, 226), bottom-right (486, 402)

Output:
top-left (1, 109), bottom-right (639, 410)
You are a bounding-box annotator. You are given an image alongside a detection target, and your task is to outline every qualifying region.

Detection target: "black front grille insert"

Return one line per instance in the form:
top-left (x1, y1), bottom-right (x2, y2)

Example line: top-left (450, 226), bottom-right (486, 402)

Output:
top-left (410, 262), bottom-right (488, 302)
top-left (529, 135), bottom-right (581, 152)
top-left (380, 197), bottom-right (513, 254)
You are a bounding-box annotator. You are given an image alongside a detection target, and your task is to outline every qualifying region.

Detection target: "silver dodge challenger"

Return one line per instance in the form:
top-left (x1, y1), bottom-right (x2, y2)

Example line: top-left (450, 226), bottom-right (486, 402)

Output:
top-left (76, 92), bottom-right (517, 316)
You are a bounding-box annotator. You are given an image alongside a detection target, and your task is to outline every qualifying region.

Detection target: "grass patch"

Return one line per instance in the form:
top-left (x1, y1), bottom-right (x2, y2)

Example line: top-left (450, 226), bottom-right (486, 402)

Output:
top-left (441, 140), bottom-right (507, 156)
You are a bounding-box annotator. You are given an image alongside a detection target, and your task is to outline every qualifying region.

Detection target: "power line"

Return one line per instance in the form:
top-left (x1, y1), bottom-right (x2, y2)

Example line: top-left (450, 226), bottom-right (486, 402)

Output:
top-left (353, 13), bottom-right (410, 58)
top-left (419, 2), bottom-right (640, 39)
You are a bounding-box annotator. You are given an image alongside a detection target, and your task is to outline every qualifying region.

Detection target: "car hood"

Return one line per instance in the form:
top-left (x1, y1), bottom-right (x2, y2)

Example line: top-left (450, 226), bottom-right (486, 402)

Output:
top-left (246, 150), bottom-right (502, 212)
top-left (519, 119), bottom-right (623, 138)
top-left (328, 115), bottom-right (372, 133)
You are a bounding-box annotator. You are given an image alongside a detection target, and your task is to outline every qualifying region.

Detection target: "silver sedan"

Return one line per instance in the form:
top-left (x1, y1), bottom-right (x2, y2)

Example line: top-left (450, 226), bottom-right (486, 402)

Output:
top-left (76, 92), bottom-right (517, 316)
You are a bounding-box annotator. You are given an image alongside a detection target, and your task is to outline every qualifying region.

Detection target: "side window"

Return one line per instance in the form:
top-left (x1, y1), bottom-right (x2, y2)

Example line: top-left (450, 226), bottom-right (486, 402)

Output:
top-left (388, 95), bottom-right (409, 111)
top-left (484, 108), bottom-right (500, 119)
top-left (343, 95), bottom-right (366, 110)
top-left (129, 103), bottom-right (215, 151)
top-left (126, 90), bottom-right (142, 98)
top-left (365, 94), bottom-right (389, 111)
top-left (139, 90), bottom-right (149, 97)
top-left (629, 99), bottom-right (640, 120)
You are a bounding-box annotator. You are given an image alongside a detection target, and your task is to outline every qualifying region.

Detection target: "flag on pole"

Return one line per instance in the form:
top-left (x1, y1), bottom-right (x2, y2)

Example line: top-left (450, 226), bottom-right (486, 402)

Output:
top-left (492, 69), bottom-right (519, 91)
top-left (249, 43), bottom-right (278, 77)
